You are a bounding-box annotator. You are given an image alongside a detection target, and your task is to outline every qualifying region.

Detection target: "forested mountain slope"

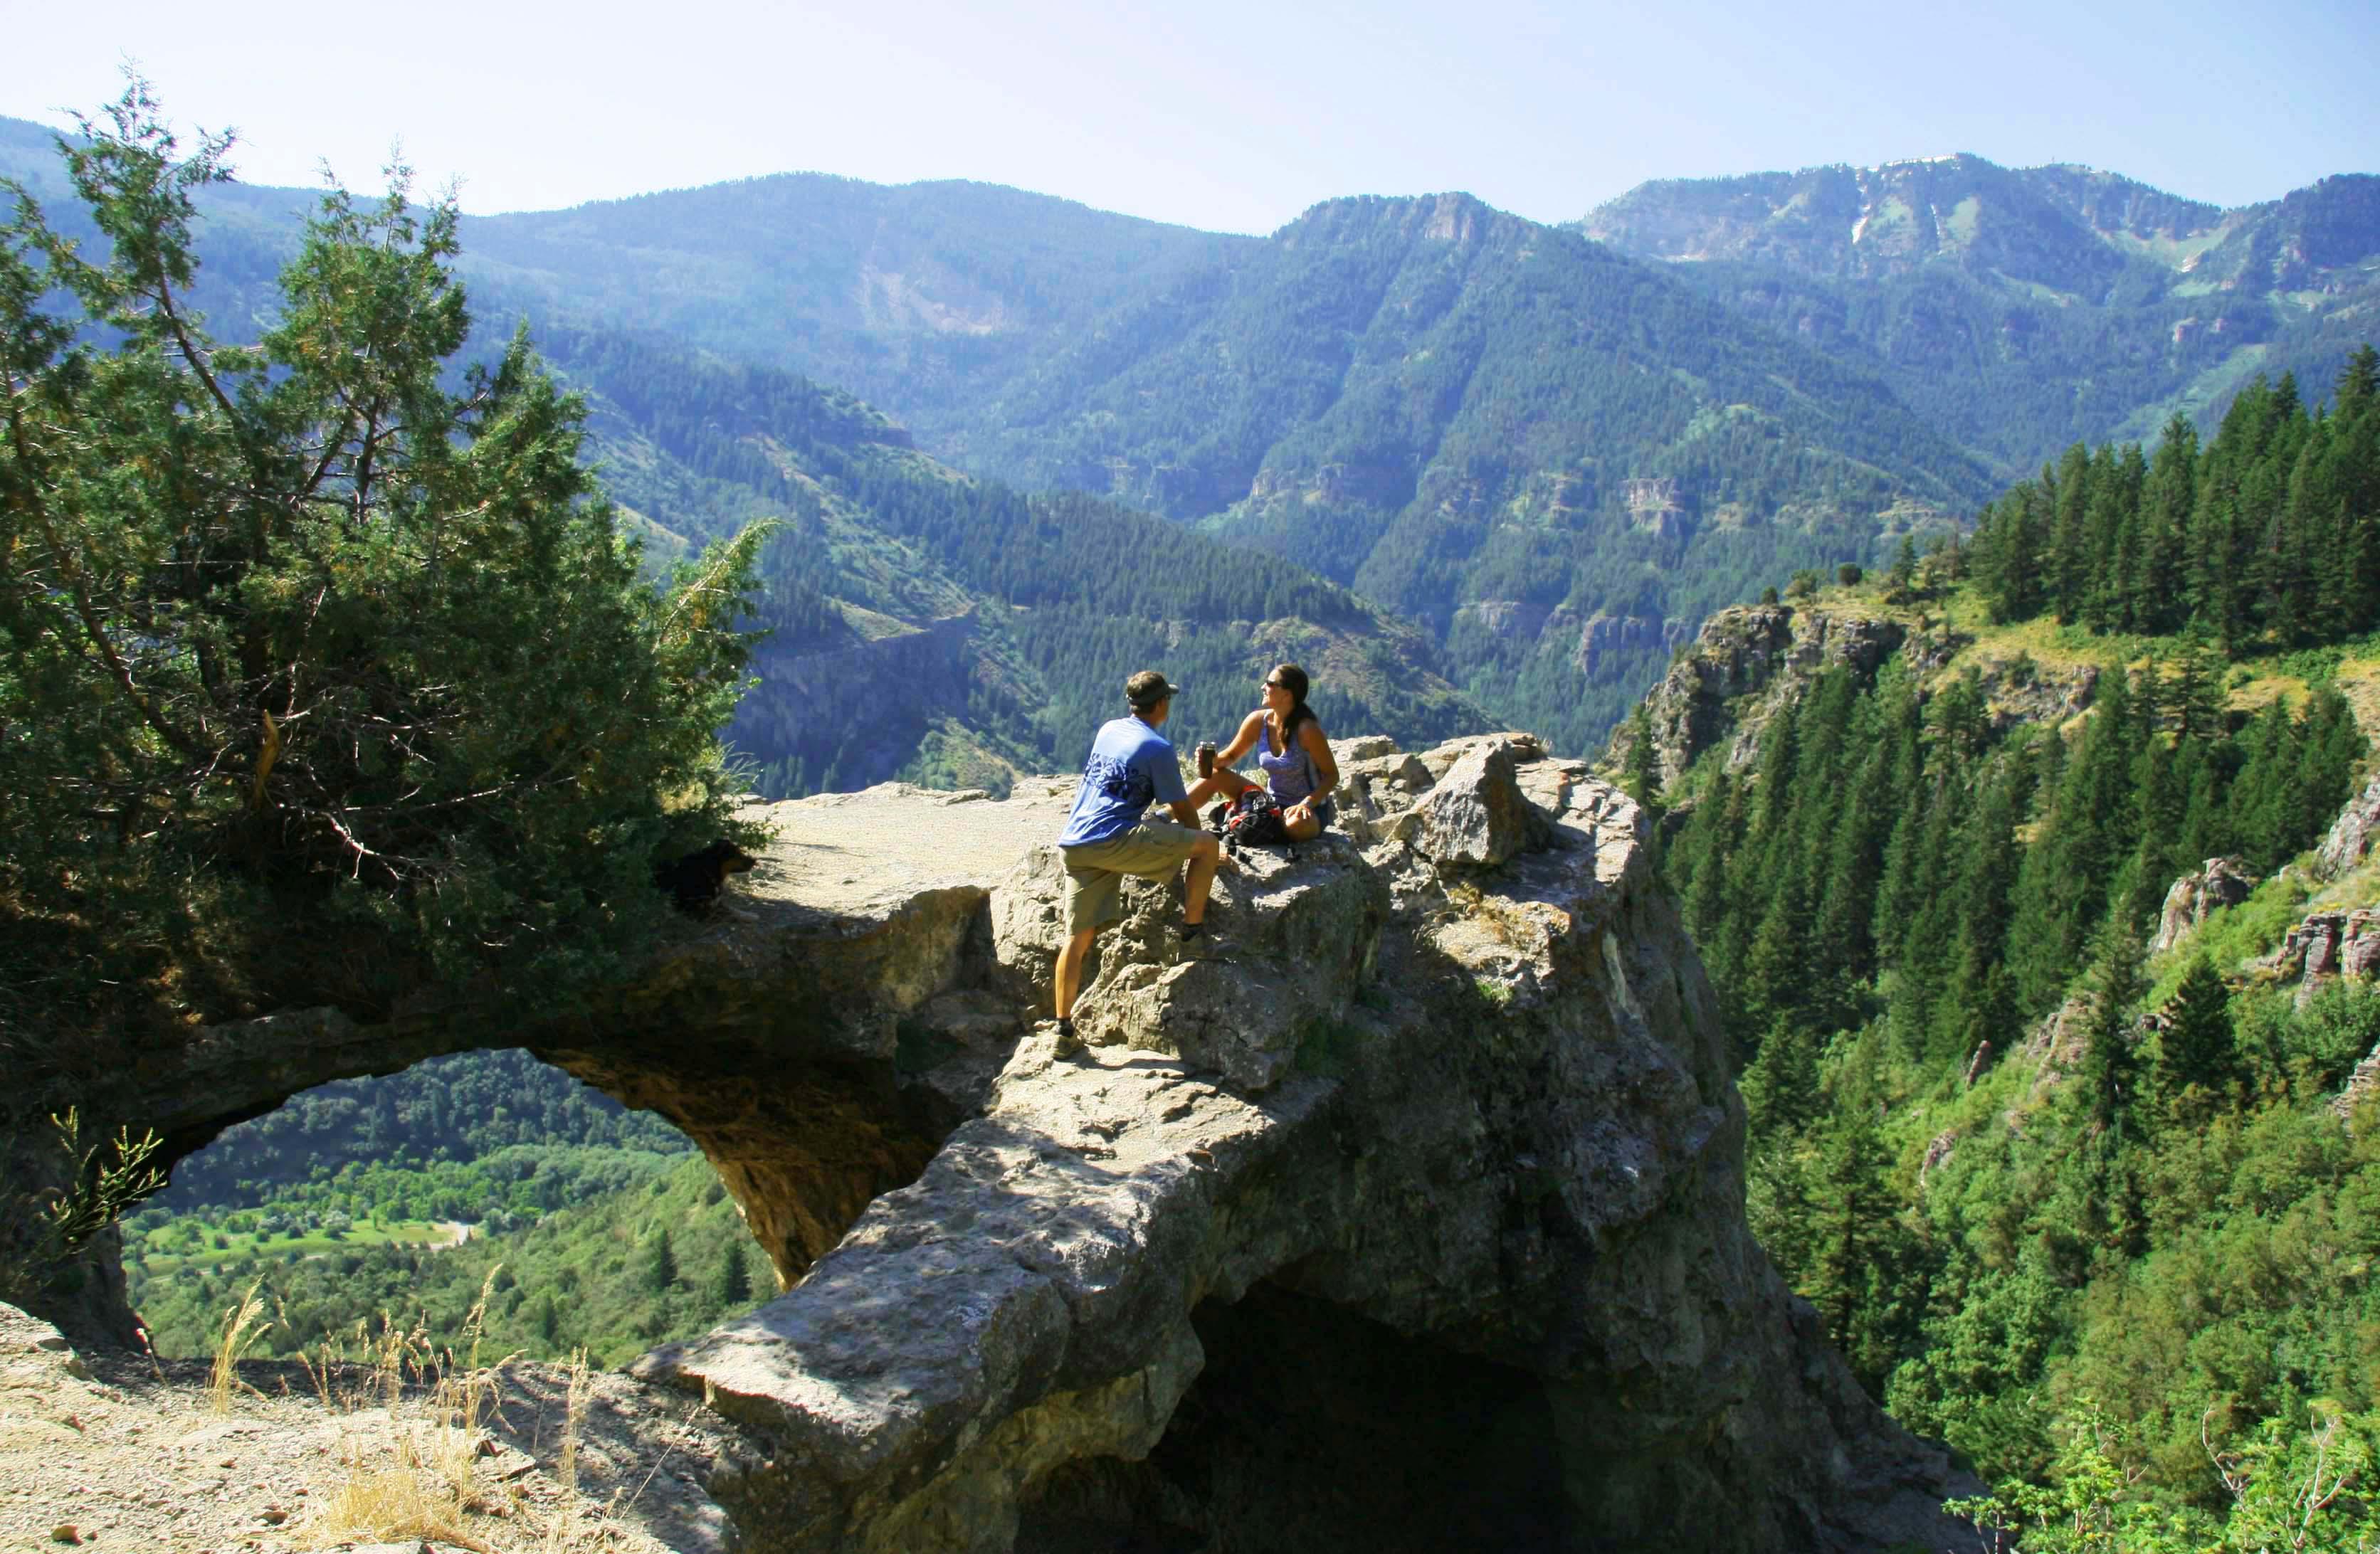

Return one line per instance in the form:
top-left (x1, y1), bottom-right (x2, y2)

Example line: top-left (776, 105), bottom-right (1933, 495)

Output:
top-left (1020, 191), bottom-right (1992, 749)
top-left (457, 169), bottom-right (1253, 447)
top-left (1601, 354), bottom-right (2380, 1548)
top-left (14, 109), bottom-right (2373, 758)
top-left (456, 169), bottom-right (2003, 749)
top-left (1581, 154), bottom-right (2380, 477)
top-left (0, 115), bottom-right (1484, 796)
top-left (533, 327), bottom-right (1487, 795)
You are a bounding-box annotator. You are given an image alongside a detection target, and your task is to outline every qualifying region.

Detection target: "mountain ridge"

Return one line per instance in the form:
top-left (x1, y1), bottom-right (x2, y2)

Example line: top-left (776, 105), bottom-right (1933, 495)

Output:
top-left (1576, 151), bottom-right (2380, 473)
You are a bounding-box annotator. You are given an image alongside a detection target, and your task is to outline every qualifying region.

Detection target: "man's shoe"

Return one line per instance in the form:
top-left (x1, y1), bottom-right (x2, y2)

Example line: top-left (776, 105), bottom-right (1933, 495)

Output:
top-left (1176, 920), bottom-right (1232, 957)
top-left (1048, 1016), bottom-right (1085, 1059)
top-left (1196, 741), bottom-right (1217, 779)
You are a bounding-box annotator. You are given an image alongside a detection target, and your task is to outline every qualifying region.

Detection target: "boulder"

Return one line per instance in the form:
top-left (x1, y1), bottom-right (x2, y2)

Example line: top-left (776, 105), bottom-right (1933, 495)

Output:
top-left (993, 833), bottom-right (1388, 1092)
top-left (1408, 740), bottom-right (1549, 872)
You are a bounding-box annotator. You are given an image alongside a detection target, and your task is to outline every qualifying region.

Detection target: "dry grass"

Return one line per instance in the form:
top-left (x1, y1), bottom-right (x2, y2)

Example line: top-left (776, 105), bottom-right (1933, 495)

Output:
top-left (298, 1267), bottom-right (546, 1552)
top-left (544, 1349), bottom-right (597, 1554)
top-left (207, 1278), bottom-right (270, 1415)
top-left (291, 1267), bottom-right (651, 1551)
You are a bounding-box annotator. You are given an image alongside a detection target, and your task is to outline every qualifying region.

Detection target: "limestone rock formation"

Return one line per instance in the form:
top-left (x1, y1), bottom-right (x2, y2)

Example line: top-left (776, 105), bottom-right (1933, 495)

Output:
top-left (1606, 599), bottom-right (2128, 791)
top-left (2154, 857), bottom-right (2258, 953)
top-left (2267, 907), bottom-right (2380, 1008)
top-left (1568, 609), bottom-right (1691, 677)
top-left (1614, 603), bottom-right (1915, 788)
top-left (49, 734), bottom-right (1972, 1552)
top-left (2317, 769), bottom-right (2380, 881)
top-left (621, 735), bottom-right (1968, 1552)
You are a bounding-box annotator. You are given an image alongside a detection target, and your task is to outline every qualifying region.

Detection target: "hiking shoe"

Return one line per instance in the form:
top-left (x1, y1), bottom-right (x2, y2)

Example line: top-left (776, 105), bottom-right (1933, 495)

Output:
top-left (1196, 741), bottom-right (1217, 779)
top-left (1047, 1017), bottom-right (1085, 1059)
top-left (1175, 920), bottom-right (1233, 957)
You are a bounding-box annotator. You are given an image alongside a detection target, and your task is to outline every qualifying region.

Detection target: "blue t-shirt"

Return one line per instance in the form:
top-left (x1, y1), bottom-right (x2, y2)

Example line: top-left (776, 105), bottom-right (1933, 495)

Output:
top-left (1059, 716), bottom-right (1188, 847)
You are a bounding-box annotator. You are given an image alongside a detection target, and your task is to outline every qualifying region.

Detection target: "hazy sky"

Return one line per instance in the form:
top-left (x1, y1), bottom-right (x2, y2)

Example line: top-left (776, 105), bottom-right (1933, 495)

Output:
top-left (8, 0), bottom-right (2374, 233)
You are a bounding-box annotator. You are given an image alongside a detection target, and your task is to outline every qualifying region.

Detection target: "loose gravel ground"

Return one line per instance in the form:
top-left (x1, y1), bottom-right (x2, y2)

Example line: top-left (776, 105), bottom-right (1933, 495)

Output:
top-left (1, 1304), bottom-right (757, 1554)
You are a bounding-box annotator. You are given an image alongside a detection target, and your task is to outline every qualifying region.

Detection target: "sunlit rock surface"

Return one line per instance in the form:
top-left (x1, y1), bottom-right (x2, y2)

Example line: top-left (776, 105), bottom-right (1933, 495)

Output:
top-left (625, 735), bottom-right (1970, 1553)
top-left (103, 734), bottom-right (1970, 1551)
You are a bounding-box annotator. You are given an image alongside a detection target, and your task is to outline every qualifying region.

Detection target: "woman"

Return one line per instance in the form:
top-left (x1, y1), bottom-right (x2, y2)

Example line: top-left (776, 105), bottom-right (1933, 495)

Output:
top-left (1198, 662), bottom-right (1339, 842)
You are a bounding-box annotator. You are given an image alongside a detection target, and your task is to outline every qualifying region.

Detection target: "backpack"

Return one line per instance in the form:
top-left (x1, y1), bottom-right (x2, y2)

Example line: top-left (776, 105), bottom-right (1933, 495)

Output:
top-left (1213, 788), bottom-right (1292, 855)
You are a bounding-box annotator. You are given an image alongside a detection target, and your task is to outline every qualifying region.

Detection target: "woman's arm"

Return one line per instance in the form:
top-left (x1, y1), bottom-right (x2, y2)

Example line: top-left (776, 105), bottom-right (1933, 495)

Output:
top-left (1214, 709), bottom-right (1265, 766)
top-left (1295, 719), bottom-right (1337, 805)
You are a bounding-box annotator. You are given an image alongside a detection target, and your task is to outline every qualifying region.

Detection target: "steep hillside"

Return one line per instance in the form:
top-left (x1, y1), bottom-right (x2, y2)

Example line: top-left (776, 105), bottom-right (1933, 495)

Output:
top-left (533, 327), bottom-right (1488, 795)
top-left (456, 169), bottom-right (1253, 443)
top-left (0, 114), bottom-right (2001, 752)
top-left (1580, 154), bottom-right (2380, 475)
top-left (1594, 376), bottom-right (2380, 1542)
top-left (971, 191), bottom-right (1994, 749)
top-left (0, 117), bottom-right (1485, 796)
top-left (443, 168), bottom-right (2001, 749)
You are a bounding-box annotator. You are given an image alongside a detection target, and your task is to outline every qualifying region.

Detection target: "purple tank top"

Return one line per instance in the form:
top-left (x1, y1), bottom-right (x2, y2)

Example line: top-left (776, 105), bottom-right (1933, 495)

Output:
top-left (1258, 719), bottom-right (1320, 803)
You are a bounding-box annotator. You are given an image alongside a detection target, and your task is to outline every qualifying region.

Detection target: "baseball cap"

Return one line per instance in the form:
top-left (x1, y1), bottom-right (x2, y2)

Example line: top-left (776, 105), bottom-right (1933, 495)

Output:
top-left (1125, 670), bottom-right (1181, 711)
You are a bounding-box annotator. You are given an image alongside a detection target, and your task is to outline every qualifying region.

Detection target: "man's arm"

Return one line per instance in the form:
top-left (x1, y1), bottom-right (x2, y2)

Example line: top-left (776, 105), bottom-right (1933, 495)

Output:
top-left (1144, 739), bottom-right (1215, 828)
top-left (1170, 774), bottom-right (1227, 825)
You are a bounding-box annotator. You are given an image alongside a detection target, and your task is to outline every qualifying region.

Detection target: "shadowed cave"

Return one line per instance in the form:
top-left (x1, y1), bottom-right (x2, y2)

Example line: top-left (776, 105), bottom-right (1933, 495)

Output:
top-left (1016, 1283), bottom-right (1569, 1554)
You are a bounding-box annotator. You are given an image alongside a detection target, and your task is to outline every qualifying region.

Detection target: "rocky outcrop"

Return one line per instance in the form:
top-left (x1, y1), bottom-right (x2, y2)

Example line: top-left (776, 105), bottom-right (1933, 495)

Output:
top-left (1613, 604), bottom-right (1915, 787)
top-left (622, 735), bottom-right (1966, 1552)
top-left (56, 734), bottom-right (1971, 1552)
top-left (1455, 598), bottom-right (1553, 643)
top-left (105, 781), bottom-right (1090, 1298)
top-left (2317, 770), bottom-right (2380, 880)
top-left (2154, 857), bottom-right (2258, 953)
top-left (2265, 907), bottom-right (2380, 1008)
top-left (2337, 1042), bottom-right (2380, 1124)
top-left (1570, 610), bottom-right (1691, 677)
top-left (746, 610), bottom-right (981, 792)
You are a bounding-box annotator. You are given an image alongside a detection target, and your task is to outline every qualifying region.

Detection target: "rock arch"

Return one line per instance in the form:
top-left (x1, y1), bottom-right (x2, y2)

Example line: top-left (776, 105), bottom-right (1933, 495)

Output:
top-left (70, 739), bottom-right (1971, 1550)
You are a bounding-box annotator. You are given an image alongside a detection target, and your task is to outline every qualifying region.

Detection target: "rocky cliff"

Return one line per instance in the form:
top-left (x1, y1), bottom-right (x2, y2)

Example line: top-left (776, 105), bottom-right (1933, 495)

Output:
top-left (33, 734), bottom-right (1971, 1552)
top-left (1606, 597), bottom-right (2122, 791)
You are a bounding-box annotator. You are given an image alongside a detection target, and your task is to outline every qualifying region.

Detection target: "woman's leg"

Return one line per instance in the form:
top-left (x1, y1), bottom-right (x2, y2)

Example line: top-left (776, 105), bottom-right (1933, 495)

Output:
top-left (1284, 798), bottom-right (1331, 842)
top-left (1209, 767), bottom-right (1257, 800)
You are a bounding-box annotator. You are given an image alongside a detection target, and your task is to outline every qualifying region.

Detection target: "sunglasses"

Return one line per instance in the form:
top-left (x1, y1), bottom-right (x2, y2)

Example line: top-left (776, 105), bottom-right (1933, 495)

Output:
top-left (1263, 678), bottom-right (1287, 689)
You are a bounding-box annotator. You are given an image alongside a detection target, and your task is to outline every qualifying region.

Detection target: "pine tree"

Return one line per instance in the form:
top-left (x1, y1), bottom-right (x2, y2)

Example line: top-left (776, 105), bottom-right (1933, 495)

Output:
top-left (2073, 924), bottom-right (2149, 1257)
top-left (1886, 534), bottom-right (1919, 597)
top-left (2076, 925), bottom-right (2147, 1138)
top-left (1619, 702), bottom-right (1663, 810)
top-left (708, 1240), bottom-right (753, 1309)
top-left (2154, 956), bottom-right (2237, 1118)
top-left (1932, 757), bottom-right (2026, 1066)
top-left (1802, 1107), bottom-right (1917, 1394)
top-left (1740, 870), bottom-right (1812, 1044)
top-left (0, 81), bottom-right (770, 1013)
top-left (2138, 416), bottom-right (2199, 633)
top-left (641, 1227), bottom-right (680, 1295)
top-left (1740, 1015), bottom-right (1824, 1138)
top-left (1673, 771), bottom-right (1741, 963)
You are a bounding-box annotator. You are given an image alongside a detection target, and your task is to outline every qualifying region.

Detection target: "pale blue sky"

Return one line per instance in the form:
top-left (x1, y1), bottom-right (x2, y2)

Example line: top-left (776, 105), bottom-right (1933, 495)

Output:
top-left (7, 0), bottom-right (2374, 232)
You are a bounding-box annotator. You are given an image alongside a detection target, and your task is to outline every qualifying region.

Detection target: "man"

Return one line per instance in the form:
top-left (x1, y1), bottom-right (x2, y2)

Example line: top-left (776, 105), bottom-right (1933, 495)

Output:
top-left (1049, 670), bottom-right (1227, 1056)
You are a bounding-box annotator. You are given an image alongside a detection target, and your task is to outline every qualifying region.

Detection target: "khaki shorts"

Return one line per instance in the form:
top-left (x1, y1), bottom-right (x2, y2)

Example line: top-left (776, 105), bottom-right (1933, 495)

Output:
top-left (1061, 820), bottom-right (1207, 934)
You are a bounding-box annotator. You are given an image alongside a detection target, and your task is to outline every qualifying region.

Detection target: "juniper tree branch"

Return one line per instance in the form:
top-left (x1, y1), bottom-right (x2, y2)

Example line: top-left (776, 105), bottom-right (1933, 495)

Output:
top-left (4, 393), bottom-right (206, 761)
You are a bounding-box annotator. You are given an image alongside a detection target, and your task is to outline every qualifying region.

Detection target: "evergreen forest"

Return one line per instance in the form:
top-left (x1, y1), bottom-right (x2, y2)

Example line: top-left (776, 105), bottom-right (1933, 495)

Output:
top-left (1648, 354), bottom-right (2380, 1548)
